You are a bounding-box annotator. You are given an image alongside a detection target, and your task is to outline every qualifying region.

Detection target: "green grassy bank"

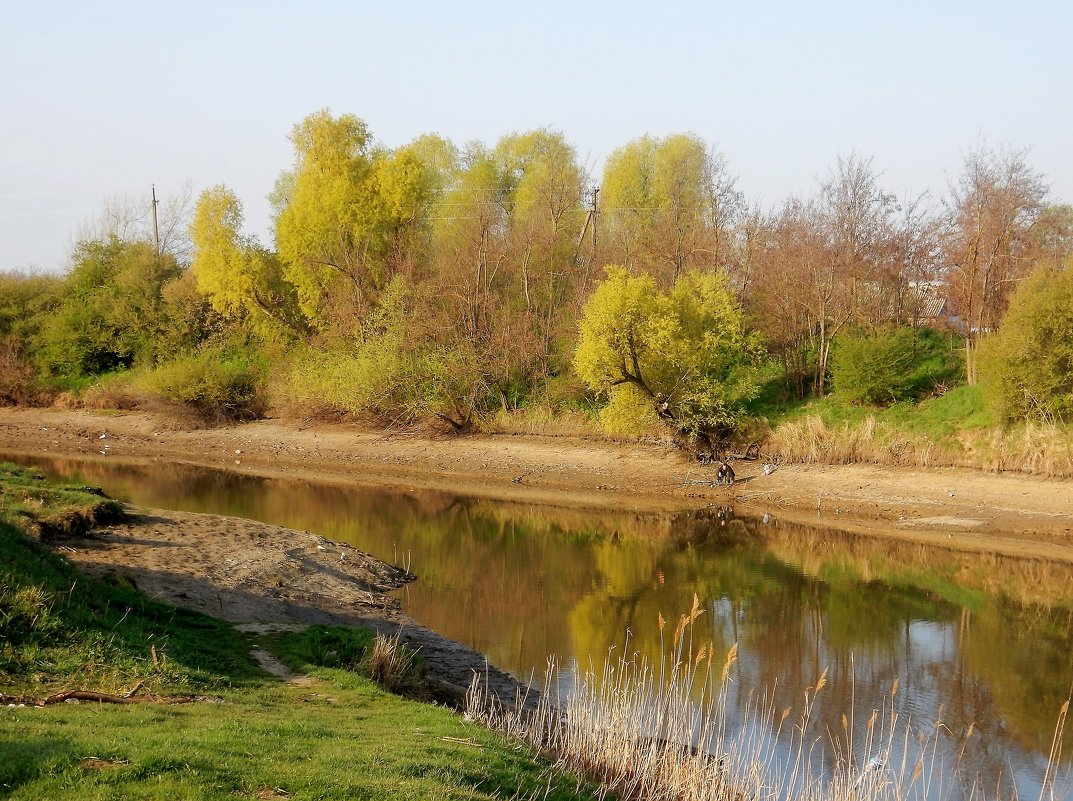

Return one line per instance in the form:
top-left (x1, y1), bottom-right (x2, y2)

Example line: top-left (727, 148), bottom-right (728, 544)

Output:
top-left (0, 465), bottom-right (599, 800)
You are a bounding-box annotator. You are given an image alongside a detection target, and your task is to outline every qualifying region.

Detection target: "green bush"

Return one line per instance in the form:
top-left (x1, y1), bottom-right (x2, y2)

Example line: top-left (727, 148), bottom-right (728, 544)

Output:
top-left (136, 348), bottom-right (266, 423)
top-left (35, 239), bottom-right (184, 379)
top-left (831, 327), bottom-right (962, 405)
top-left (286, 338), bottom-right (408, 417)
top-left (978, 264), bottom-right (1073, 423)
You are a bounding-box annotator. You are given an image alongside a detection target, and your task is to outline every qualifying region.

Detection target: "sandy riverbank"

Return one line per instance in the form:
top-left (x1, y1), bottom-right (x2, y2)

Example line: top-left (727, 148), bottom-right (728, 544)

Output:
top-left (47, 507), bottom-right (523, 707)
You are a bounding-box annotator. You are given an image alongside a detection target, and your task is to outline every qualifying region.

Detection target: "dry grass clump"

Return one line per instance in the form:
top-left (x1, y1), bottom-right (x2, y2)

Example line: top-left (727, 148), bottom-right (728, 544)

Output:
top-left (361, 630), bottom-right (422, 695)
top-left (466, 598), bottom-right (1068, 801)
top-left (768, 416), bottom-right (1073, 477)
top-left (768, 416), bottom-right (952, 468)
top-left (485, 406), bottom-right (599, 438)
top-left (966, 423), bottom-right (1073, 477)
top-left (79, 377), bottom-right (143, 412)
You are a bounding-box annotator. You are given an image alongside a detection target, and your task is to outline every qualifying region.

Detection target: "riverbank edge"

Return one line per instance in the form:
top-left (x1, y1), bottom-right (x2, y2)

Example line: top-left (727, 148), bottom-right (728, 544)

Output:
top-left (21, 503), bottom-right (529, 709)
top-left (2, 406), bottom-right (1072, 563)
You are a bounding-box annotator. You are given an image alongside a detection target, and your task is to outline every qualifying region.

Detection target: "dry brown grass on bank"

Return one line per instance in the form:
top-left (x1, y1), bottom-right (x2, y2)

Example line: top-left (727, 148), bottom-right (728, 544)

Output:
top-left (768, 416), bottom-right (1073, 478)
top-left (483, 405), bottom-right (604, 438)
top-left (971, 424), bottom-right (1073, 476)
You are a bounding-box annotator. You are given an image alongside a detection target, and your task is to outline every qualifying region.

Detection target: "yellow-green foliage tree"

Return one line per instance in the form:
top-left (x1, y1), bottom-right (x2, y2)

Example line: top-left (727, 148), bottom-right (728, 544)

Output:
top-left (574, 266), bottom-right (762, 443)
top-left (978, 263), bottom-right (1073, 423)
top-left (494, 129), bottom-right (587, 373)
top-left (273, 110), bottom-right (436, 332)
top-left (190, 185), bottom-right (306, 339)
top-left (425, 130), bottom-right (586, 411)
top-left (601, 134), bottom-right (741, 288)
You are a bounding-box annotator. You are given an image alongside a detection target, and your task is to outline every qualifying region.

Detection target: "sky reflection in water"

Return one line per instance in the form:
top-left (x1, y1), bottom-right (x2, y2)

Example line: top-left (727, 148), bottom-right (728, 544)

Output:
top-left (6, 453), bottom-right (1072, 799)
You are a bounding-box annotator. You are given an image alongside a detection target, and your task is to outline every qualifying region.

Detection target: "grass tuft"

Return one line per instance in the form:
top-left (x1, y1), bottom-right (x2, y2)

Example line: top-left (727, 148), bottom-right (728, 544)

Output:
top-left (361, 630), bottom-right (422, 695)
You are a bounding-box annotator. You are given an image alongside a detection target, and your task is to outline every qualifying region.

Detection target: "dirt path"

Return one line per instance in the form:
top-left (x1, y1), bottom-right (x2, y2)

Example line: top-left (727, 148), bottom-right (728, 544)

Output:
top-left (2, 407), bottom-right (1071, 560)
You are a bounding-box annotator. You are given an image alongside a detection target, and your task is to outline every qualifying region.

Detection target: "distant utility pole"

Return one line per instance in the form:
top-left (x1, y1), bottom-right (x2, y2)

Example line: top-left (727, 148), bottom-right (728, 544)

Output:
top-left (576, 185), bottom-right (599, 258)
top-left (575, 186), bottom-right (600, 300)
top-left (150, 184), bottom-right (160, 256)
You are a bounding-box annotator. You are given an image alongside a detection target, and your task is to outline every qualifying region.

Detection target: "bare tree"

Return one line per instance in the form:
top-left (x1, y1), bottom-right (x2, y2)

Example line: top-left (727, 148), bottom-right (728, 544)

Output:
top-left (891, 195), bottom-right (944, 334)
top-left (1025, 203), bottom-right (1073, 272)
top-left (72, 182), bottom-right (194, 264)
top-left (745, 155), bottom-right (905, 397)
top-left (748, 199), bottom-right (833, 397)
top-left (942, 143), bottom-right (1047, 383)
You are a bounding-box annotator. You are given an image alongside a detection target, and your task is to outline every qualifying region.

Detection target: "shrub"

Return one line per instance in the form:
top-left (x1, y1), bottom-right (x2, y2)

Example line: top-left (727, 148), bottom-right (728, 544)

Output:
top-left (35, 239), bottom-right (183, 379)
top-left (286, 342), bottom-right (403, 417)
top-left (135, 348), bottom-right (266, 423)
top-left (978, 265), bottom-right (1073, 424)
top-left (597, 384), bottom-right (661, 436)
top-left (0, 336), bottom-right (52, 406)
top-left (831, 327), bottom-right (962, 405)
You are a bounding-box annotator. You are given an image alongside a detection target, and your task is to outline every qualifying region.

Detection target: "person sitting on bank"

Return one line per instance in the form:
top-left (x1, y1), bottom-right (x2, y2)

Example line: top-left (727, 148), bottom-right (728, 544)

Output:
top-left (716, 460), bottom-right (735, 487)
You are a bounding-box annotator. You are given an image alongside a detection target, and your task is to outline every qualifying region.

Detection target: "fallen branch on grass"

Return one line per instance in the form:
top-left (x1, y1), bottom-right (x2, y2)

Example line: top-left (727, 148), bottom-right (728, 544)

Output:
top-left (1, 690), bottom-right (198, 707)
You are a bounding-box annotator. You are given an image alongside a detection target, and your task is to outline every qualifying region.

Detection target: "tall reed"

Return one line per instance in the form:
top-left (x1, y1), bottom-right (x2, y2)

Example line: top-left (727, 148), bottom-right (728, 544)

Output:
top-left (466, 597), bottom-right (1069, 801)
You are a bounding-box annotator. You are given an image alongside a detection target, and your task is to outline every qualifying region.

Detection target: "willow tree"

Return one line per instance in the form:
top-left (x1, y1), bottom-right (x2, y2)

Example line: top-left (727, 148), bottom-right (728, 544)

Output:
top-left (425, 130), bottom-right (586, 411)
top-left (494, 129), bottom-right (587, 373)
top-left (190, 185), bottom-right (306, 339)
top-left (574, 266), bottom-right (762, 446)
top-left (272, 110), bottom-right (436, 333)
top-left (601, 134), bottom-right (741, 288)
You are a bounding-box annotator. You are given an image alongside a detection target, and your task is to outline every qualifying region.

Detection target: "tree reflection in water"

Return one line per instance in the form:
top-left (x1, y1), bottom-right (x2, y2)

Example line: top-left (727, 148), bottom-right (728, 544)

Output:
top-left (6, 452), bottom-right (1072, 799)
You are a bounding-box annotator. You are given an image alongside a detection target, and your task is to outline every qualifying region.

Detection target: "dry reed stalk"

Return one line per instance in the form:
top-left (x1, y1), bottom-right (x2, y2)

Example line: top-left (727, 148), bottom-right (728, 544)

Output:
top-left (466, 607), bottom-right (1066, 801)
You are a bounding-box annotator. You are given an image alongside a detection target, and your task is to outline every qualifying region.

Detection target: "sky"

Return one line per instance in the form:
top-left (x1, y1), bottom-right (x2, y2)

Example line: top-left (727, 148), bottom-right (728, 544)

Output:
top-left (3, 0), bottom-right (1071, 273)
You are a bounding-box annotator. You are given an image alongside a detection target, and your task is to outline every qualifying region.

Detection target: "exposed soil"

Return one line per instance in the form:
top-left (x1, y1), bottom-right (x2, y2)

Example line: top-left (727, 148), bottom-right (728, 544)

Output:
top-left (3, 406), bottom-right (1073, 702)
top-left (54, 509), bottom-right (521, 707)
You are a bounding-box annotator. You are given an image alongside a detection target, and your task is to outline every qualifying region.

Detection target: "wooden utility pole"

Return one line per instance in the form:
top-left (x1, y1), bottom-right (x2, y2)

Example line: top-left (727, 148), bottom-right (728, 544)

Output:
top-left (575, 186), bottom-right (600, 301)
top-left (576, 186), bottom-right (599, 254)
top-left (150, 184), bottom-right (160, 255)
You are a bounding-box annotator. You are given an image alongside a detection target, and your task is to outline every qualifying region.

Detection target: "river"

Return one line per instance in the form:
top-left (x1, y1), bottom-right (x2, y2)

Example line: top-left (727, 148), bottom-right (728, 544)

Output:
top-left (6, 453), bottom-right (1072, 800)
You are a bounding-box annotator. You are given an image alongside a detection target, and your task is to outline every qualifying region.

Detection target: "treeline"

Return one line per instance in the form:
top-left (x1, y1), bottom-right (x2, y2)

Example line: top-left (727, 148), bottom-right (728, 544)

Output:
top-left (2, 110), bottom-right (1072, 447)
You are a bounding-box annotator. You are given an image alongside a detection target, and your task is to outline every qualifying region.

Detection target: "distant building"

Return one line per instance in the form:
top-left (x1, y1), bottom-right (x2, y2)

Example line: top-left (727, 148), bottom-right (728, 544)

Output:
top-left (907, 282), bottom-right (960, 331)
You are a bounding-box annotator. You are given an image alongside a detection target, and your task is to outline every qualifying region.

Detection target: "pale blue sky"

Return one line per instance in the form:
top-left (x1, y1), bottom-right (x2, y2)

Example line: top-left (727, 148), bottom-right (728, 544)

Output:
top-left (3, 0), bottom-right (1070, 272)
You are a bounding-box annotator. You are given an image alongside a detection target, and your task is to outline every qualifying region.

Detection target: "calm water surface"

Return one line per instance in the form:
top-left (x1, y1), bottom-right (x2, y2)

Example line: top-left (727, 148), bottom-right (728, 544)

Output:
top-left (7, 453), bottom-right (1073, 799)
